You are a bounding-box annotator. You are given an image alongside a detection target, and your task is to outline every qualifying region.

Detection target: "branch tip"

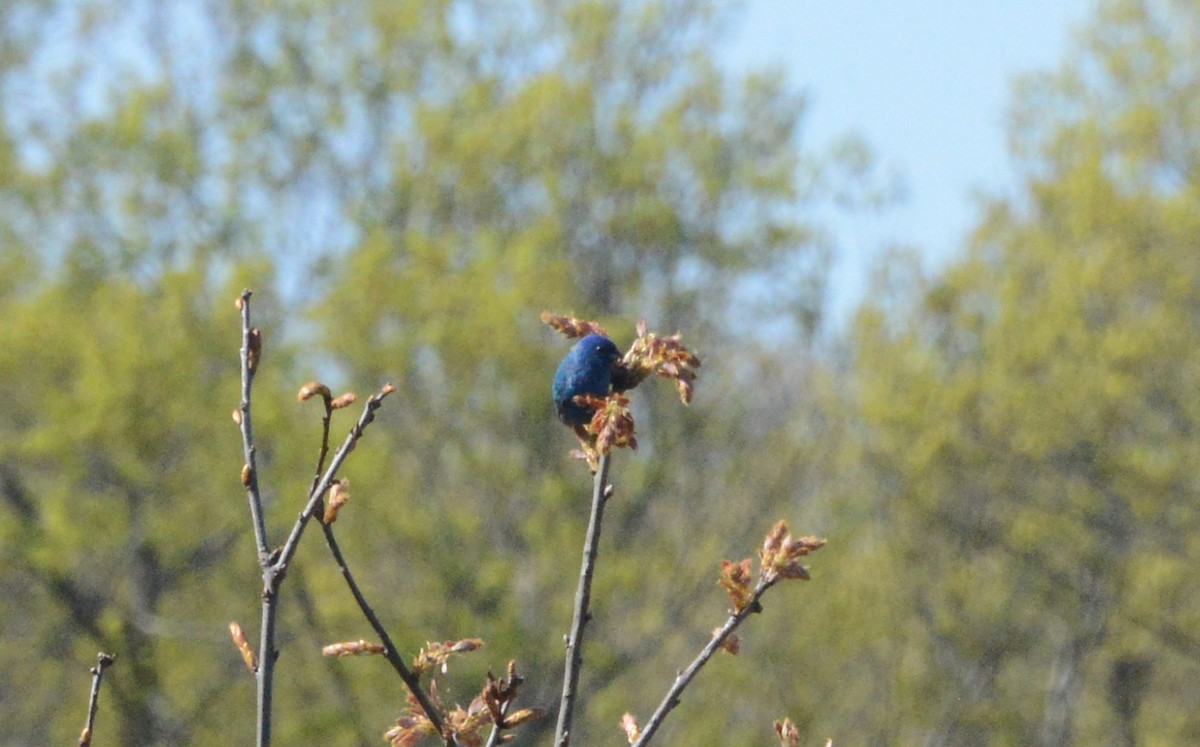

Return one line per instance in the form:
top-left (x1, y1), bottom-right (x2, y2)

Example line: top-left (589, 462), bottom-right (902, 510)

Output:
top-left (78, 652), bottom-right (116, 747)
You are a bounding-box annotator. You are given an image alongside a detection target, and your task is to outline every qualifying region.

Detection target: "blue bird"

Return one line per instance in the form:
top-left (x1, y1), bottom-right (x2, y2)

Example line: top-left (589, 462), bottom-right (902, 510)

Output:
top-left (553, 333), bottom-right (621, 427)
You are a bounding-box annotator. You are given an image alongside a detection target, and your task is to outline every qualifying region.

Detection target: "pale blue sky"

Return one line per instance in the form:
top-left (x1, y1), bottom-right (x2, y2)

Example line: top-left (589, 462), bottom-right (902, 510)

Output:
top-left (724, 1), bottom-right (1093, 318)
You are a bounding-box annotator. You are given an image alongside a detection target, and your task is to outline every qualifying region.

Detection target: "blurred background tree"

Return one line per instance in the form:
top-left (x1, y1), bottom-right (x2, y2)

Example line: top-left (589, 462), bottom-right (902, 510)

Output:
top-left (851, 0), bottom-right (1200, 743)
top-left (0, 0), bottom-right (1197, 745)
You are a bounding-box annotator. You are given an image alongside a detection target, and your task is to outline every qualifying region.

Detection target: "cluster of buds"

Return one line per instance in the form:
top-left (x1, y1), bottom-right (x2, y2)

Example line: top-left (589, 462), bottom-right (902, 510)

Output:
top-left (593, 393), bottom-right (636, 450)
top-left (480, 662), bottom-right (542, 742)
top-left (384, 661), bottom-right (541, 747)
top-left (615, 319), bottom-right (702, 405)
top-left (570, 392), bottom-right (638, 471)
top-left (540, 312), bottom-right (610, 339)
top-left (412, 638), bottom-right (485, 676)
top-left (438, 690), bottom-right (494, 747)
top-left (718, 558), bottom-right (757, 614)
top-left (719, 521), bottom-right (826, 613)
top-left (759, 520), bottom-right (825, 585)
top-left (384, 684), bottom-right (444, 746)
top-left (543, 313), bottom-right (701, 468)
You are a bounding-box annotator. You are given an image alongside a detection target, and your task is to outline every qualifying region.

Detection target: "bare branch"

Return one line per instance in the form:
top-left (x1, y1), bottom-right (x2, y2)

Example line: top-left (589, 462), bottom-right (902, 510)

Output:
top-left (554, 453), bottom-right (614, 747)
top-left (631, 579), bottom-right (774, 746)
top-left (297, 384), bottom-right (454, 744)
top-left (78, 652), bottom-right (116, 747)
top-left (630, 521), bottom-right (826, 745)
top-left (319, 515), bottom-right (453, 745)
top-left (236, 290), bottom-right (270, 563)
top-left (235, 290), bottom-right (280, 747)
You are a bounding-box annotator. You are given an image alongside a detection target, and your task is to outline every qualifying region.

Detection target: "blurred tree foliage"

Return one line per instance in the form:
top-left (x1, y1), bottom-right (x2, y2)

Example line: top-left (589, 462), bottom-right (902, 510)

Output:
top-left (853, 0), bottom-right (1200, 743)
top-left (0, 0), bottom-right (839, 744)
top-left (3, 0), bottom-right (1197, 745)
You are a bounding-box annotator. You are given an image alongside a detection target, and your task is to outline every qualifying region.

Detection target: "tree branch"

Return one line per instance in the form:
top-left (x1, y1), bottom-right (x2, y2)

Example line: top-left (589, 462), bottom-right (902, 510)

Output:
top-left (319, 519), bottom-right (453, 745)
top-left (234, 291), bottom-right (281, 747)
top-left (253, 389), bottom-right (394, 747)
top-left (482, 700), bottom-right (512, 747)
top-left (631, 579), bottom-right (775, 747)
top-left (299, 387), bottom-right (453, 744)
top-left (77, 652), bottom-right (116, 747)
top-left (237, 290), bottom-right (396, 747)
top-left (236, 290), bottom-right (270, 563)
top-left (554, 453), bottom-right (613, 747)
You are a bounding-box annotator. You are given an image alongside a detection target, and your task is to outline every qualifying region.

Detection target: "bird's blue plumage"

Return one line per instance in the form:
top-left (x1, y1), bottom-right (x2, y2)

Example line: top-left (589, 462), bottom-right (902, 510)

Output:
top-left (553, 334), bottom-right (620, 426)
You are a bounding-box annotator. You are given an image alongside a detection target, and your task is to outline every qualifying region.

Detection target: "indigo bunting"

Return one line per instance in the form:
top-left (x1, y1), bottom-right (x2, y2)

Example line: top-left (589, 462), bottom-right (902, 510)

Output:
top-left (552, 333), bottom-right (621, 426)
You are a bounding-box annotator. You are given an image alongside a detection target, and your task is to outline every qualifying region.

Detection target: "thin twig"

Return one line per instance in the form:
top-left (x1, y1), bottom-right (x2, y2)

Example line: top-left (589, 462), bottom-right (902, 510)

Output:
top-left (235, 291), bottom-right (277, 747)
top-left (237, 289), bottom-right (269, 563)
top-left (554, 453), bottom-right (613, 747)
top-left (319, 519), bottom-right (453, 745)
top-left (274, 387), bottom-right (393, 575)
top-left (78, 652), bottom-right (116, 747)
top-left (308, 395), bottom-right (334, 495)
top-left (631, 579), bottom-right (775, 747)
top-left (483, 700), bottom-right (512, 747)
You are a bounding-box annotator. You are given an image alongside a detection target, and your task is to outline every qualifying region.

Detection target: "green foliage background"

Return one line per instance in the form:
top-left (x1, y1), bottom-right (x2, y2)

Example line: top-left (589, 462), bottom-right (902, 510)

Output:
top-left (0, 0), bottom-right (1197, 745)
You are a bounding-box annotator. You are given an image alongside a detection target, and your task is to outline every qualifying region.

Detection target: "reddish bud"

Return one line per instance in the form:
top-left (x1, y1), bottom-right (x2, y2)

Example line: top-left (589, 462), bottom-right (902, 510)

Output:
top-left (759, 520), bottom-right (825, 585)
top-left (330, 392), bottom-right (357, 409)
top-left (323, 480), bottom-right (350, 524)
top-left (541, 311), bottom-right (609, 339)
top-left (503, 708), bottom-right (543, 728)
top-left (620, 712), bottom-right (642, 744)
top-left (719, 558), bottom-right (755, 613)
top-left (774, 718), bottom-right (801, 747)
top-left (676, 377), bottom-right (694, 405)
top-left (247, 328), bottom-right (262, 371)
top-left (322, 639), bottom-right (385, 657)
top-left (229, 621), bottom-right (257, 674)
top-left (413, 638), bottom-right (486, 675)
top-left (716, 629), bottom-right (740, 655)
top-left (298, 381), bottom-right (332, 403)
